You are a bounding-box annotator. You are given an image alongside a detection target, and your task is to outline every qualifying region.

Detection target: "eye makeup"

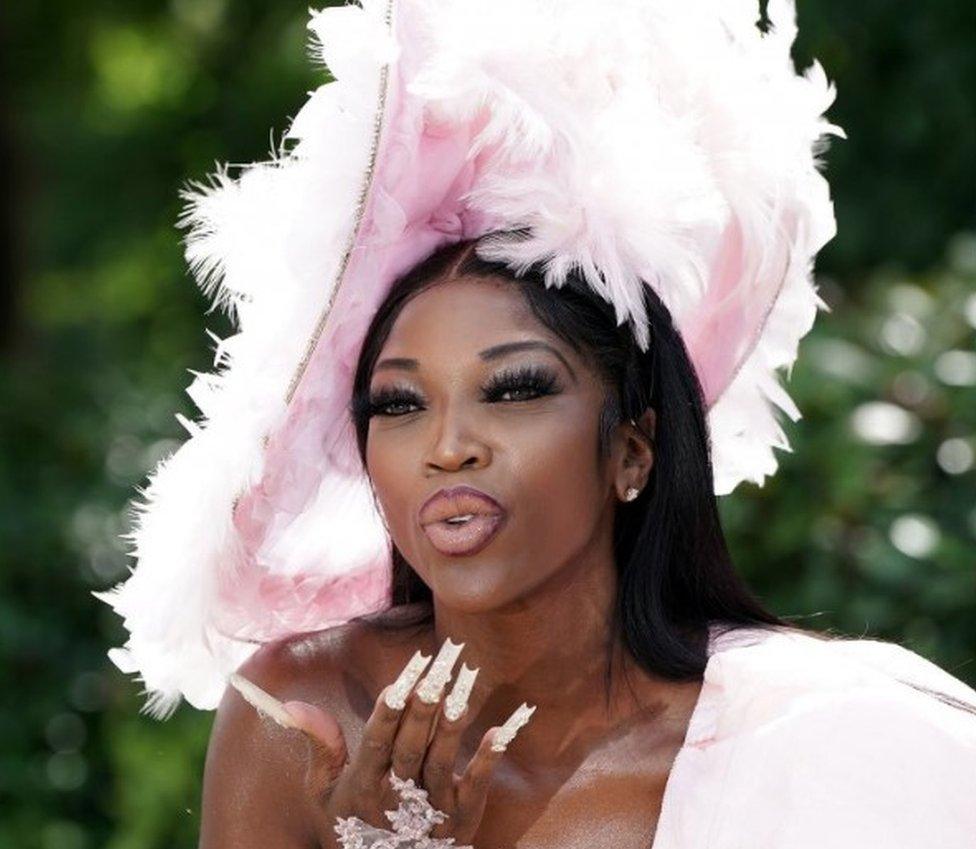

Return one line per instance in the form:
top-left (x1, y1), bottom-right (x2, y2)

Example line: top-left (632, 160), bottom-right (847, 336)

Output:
top-left (362, 362), bottom-right (564, 419)
top-left (481, 363), bottom-right (561, 403)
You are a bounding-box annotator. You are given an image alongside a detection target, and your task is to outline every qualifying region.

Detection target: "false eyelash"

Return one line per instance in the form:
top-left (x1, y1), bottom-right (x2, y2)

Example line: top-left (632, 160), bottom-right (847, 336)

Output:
top-left (480, 363), bottom-right (560, 402)
top-left (360, 383), bottom-right (422, 418)
top-left (359, 363), bottom-right (562, 419)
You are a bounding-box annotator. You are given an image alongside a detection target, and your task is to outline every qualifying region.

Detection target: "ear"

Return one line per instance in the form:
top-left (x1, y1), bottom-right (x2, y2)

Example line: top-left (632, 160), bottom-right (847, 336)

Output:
top-left (614, 408), bottom-right (656, 503)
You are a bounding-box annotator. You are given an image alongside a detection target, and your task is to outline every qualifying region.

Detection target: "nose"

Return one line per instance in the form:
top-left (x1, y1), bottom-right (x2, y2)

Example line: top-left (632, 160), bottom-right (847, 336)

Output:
top-left (423, 404), bottom-right (491, 474)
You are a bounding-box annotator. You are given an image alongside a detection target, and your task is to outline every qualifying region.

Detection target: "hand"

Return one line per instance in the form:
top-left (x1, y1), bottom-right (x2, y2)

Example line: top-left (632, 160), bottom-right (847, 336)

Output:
top-left (275, 638), bottom-right (535, 847)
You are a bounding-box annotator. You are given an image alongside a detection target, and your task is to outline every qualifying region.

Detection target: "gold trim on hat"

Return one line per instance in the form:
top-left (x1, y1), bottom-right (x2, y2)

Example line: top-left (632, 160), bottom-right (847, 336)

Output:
top-left (284, 0), bottom-right (396, 406)
top-left (231, 0), bottom-right (397, 514)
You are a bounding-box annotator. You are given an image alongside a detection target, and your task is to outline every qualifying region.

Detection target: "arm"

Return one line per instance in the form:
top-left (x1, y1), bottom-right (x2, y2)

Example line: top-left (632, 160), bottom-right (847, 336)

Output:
top-left (198, 644), bottom-right (322, 849)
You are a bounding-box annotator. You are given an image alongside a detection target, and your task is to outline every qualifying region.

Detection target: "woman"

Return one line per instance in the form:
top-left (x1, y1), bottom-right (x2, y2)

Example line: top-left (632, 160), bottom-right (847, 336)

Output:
top-left (196, 238), bottom-right (975, 848)
top-left (96, 1), bottom-right (976, 846)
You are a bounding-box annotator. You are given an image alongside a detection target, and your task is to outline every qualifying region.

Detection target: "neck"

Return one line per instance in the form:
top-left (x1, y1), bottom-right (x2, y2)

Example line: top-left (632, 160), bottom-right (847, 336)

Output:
top-left (430, 537), bottom-right (658, 765)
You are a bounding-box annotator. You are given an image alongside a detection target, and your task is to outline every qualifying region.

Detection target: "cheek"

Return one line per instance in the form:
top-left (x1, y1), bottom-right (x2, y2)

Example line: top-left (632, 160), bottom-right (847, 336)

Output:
top-left (510, 413), bottom-right (607, 557)
top-left (365, 429), bottom-right (419, 542)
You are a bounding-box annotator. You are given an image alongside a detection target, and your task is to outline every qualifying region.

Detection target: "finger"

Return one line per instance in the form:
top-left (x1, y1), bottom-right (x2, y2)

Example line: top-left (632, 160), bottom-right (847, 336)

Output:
top-left (347, 649), bottom-right (432, 792)
top-left (423, 663), bottom-right (480, 811)
top-left (440, 726), bottom-right (506, 841)
top-left (281, 700), bottom-right (348, 796)
top-left (227, 673), bottom-right (350, 800)
top-left (451, 703), bottom-right (536, 840)
top-left (389, 690), bottom-right (442, 785)
top-left (282, 700), bottom-right (347, 763)
top-left (389, 638), bottom-right (464, 786)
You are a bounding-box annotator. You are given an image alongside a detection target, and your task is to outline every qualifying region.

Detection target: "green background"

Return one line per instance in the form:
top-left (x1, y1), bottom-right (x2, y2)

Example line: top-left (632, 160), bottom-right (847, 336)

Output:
top-left (2, 1), bottom-right (974, 846)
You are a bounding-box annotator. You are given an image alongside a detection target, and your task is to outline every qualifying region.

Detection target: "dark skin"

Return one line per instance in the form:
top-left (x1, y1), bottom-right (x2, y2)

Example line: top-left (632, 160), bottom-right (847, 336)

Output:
top-left (199, 276), bottom-right (704, 848)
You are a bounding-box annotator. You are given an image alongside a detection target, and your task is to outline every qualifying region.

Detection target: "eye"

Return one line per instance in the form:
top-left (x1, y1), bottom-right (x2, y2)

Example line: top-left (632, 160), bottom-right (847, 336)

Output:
top-left (361, 385), bottom-right (425, 418)
top-left (357, 363), bottom-right (562, 419)
top-left (481, 364), bottom-right (561, 403)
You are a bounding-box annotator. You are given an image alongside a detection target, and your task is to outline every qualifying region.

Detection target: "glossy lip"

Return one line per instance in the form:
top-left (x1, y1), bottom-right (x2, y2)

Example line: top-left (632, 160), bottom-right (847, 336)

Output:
top-left (419, 485), bottom-right (507, 526)
top-left (419, 485), bottom-right (508, 557)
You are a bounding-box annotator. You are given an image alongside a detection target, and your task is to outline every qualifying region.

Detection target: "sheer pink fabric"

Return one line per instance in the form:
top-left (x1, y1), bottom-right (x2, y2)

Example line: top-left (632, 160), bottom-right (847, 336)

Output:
top-left (654, 626), bottom-right (976, 848)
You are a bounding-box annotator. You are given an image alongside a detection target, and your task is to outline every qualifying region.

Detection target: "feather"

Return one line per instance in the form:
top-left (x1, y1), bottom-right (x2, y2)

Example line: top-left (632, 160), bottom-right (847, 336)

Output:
top-left (97, 0), bottom-right (842, 716)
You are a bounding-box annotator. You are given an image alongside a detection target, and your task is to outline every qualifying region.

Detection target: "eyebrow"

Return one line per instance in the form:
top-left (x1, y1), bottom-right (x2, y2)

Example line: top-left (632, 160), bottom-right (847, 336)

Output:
top-left (374, 340), bottom-right (578, 382)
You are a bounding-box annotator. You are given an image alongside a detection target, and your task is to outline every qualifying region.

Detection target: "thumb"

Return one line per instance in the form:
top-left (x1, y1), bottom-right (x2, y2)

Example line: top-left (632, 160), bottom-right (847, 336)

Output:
top-left (283, 700), bottom-right (349, 769)
top-left (226, 673), bottom-right (349, 795)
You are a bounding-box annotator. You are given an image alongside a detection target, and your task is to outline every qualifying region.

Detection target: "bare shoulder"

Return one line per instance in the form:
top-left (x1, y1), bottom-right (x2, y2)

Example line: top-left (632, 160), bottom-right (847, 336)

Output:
top-left (198, 605), bottom-right (434, 848)
top-left (243, 603), bottom-right (436, 715)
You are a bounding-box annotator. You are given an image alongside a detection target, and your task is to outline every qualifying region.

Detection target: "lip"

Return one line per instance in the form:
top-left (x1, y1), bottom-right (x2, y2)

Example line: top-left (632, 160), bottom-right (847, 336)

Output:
top-left (419, 485), bottom-right (508, 557)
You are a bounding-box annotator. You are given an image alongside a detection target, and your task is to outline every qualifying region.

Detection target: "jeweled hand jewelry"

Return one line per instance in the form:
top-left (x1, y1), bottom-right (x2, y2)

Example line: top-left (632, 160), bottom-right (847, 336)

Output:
top-left (415, 638), bottom-right (465, 704)
top-left (443, 663), bottom-right (479, 722)
top-left (334, 770), bottom-right (472, 849)
top-left (491, 702), bottom-right (537, 752)
top-left (384, 649), bottom-right (434, 711)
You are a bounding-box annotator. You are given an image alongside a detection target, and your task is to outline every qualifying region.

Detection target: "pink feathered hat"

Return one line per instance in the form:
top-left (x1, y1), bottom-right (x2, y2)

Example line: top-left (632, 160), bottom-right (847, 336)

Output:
top-left (96, 0), bottom-right (844, 717)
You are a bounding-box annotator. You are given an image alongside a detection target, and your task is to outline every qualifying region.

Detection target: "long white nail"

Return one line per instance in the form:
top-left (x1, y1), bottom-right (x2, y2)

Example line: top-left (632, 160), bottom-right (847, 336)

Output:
top-left (383, 649), bottom-right (433, 710)
top-left (443, 663), bottom-right (479, 721)
top-left (228, 673), bottom-right (297, 730)
top-left (491, 702), bottom-right (536, 752)
top-left (415, 637), bottom-right (465, 704)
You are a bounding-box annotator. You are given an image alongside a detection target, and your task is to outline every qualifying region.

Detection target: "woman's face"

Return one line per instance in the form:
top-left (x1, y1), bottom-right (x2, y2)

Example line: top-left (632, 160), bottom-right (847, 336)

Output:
top-left (364, 276), bottom-right (632, 613)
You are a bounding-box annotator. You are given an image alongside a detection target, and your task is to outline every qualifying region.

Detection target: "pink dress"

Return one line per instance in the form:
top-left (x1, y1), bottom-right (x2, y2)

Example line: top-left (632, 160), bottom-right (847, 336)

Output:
top-left (652, 625), bottom-right (976, 848)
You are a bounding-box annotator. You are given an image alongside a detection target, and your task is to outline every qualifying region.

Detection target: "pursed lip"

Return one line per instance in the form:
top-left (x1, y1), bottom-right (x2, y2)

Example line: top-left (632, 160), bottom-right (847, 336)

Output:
top-left (419, 485), bottom-right (507, 527)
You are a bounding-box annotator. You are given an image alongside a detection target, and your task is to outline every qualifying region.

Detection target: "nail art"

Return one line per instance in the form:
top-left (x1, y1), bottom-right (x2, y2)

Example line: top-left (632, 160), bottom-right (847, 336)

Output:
top-left (491, 702), bottom-right (536, 752)
top-left (228, 673), bottom-right (297, 730)
top-left (443, 663), bottom-right (479, 722)
top-left (383, 649), bottom-right (433, 711)
top-left (415, 637), bottom-right (465, 704)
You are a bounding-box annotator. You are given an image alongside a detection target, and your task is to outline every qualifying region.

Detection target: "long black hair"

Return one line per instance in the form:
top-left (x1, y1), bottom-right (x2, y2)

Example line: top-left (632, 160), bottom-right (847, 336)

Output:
top-left (347, 236), bottom-right (799, 689)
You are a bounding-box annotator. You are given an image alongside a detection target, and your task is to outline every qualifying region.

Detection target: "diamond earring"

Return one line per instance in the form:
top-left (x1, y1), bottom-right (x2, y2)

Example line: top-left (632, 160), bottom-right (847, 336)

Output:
top-left (624, 486), bottom-right (640, 502)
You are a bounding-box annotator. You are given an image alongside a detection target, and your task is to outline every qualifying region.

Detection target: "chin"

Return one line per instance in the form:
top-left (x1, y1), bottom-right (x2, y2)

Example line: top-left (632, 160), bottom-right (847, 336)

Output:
top-left (424, 557), bottom-right (517, 613)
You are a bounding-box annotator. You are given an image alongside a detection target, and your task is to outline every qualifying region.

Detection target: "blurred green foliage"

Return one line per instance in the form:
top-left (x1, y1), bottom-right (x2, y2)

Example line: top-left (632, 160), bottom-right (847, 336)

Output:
top-left (1, 0), bottom-right (973, 846)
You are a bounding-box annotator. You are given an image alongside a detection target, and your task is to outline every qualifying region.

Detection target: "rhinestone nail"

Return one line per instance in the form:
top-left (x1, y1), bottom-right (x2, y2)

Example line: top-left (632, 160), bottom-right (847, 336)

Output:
top-left (228, 673), bottom-right (297, 730)
top-left (383, 649), bottom-right (433, 711)
top-left (415, 637), bottom-right (465, 704)
top-left (443, 663), bottom-right (479, 722)
top-left (491, 702), bottom-right (536, 752)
